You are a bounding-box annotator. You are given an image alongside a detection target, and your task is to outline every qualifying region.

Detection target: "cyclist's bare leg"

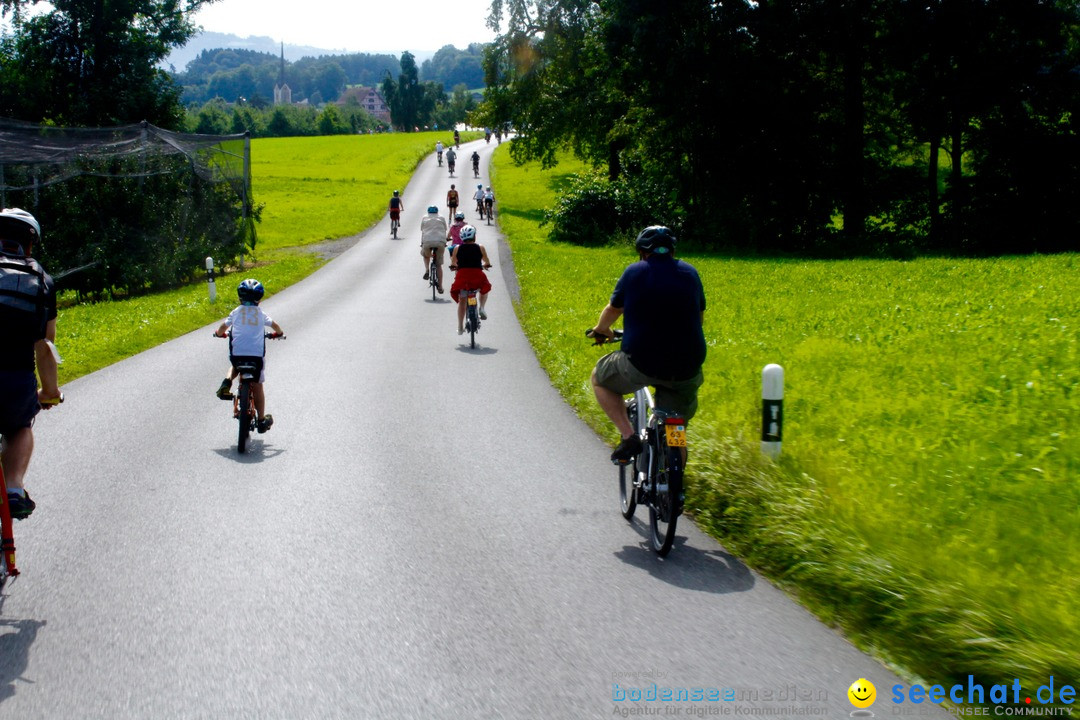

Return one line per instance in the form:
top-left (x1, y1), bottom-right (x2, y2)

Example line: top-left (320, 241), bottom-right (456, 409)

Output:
top-left (590, 369), bottom-right (635, 439)
top-left (252, 382), bottom-right (266, 419)
top-left (421, 246), bottom-right (433, 275)
top-left (0, 427), bottom-right (33, 491)
top-left (457, 298), bottom-right (467, 332)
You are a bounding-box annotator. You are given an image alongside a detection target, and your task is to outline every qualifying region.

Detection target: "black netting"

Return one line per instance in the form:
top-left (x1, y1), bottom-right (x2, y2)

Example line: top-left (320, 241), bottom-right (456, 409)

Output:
top-left (0, 118), bottom-right (255, 296)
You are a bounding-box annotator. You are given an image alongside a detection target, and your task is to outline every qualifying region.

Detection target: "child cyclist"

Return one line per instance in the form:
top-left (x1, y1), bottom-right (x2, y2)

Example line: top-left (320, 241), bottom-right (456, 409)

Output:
top-left (448, 224), bottom-right (492, 334)
top-left (214, 279), bottom-right (284, 434)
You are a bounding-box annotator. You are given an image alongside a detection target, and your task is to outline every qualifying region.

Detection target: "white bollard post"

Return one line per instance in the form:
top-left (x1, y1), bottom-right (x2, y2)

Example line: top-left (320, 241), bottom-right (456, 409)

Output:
top-left (761, 364), bottom-right (784, 459)
top-left (205, 256), bottom-right (217, 303)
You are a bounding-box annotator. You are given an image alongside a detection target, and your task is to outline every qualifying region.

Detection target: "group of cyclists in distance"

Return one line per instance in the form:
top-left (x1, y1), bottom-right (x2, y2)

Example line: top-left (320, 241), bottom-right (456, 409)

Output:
top-left (389, 136), bottom-right (497, 336)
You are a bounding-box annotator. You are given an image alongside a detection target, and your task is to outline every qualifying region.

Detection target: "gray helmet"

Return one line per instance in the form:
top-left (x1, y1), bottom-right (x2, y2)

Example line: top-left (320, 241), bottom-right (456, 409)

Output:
top-left (634, 225), bottom-right (676, 255)
top-left (0, 207), bottom-right (41, 252)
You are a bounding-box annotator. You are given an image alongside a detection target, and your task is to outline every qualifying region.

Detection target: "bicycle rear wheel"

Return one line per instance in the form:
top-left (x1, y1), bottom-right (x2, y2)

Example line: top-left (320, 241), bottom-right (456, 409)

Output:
top-left (430, 260), bottom-right (438, 301)
top-left (618, 399), bottom-right (639, 520)
top-left (649, 441), bottom-right (682, 556)
top-left (467, 304), bottom-right (478, 348)
top-left (237, 381), bottom-right (252, 453)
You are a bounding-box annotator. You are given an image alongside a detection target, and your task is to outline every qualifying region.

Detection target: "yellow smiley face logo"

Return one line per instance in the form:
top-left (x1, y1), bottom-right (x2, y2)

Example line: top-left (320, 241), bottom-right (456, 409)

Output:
top-left (848, 678), bottom-right (876, 708)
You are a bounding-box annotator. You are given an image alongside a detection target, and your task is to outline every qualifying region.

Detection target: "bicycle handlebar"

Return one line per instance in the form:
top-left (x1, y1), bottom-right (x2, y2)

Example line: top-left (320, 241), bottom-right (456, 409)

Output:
top-left (585, 328), bottom-right (623, 345)
top-left (213, 332), bottom-right (286, 339)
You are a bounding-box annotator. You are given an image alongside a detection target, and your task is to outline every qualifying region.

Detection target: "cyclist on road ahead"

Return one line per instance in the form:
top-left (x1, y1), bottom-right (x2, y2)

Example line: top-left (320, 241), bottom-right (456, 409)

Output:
top-left (214, 279), bottom-right (284, 434)
top-left (420, 206), bottom-right (449, 294)
top-left (445, 147), bottom-right (457, 176)
top-left (473, 184), bottom-right (485, 216)
top-left (588, 226), bottom-right (706, 465)
top-left (435, 140), bottom-right (444, 166)
top-left (449, 224), bottom-right (492, 335)
top-left (447, 212), bottom-right (467, 254)
top-left (388, 190), bottom-right (404, 227)
top-left (483, 186), bottom-right (496, 219)
top-left (471, 150), bottom-right (481, 177)
top-left (0, 208), bottom-right (62, 520)
top-left (446, 184), bottom-right (460, 220)
top-left (453, 129), bottom-right (460, 148)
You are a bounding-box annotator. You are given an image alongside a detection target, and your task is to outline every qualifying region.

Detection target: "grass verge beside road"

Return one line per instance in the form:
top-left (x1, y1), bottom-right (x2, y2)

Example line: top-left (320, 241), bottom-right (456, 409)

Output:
top-left (491, 148), bottom-right (1079, 692)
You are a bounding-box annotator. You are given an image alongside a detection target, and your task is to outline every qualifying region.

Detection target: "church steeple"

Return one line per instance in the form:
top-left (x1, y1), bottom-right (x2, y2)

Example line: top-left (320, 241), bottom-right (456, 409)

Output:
top-left (273, 42), bottom-right (291, 105)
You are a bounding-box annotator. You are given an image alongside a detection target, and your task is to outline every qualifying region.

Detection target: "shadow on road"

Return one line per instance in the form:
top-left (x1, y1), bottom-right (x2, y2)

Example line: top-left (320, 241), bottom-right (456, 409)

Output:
top-left (0, 616), bottom-right (45, 705)
top-left (614, 524), bottom-right (755, 594)
top-left (455, 345), bottom-right (498, 355)
top-left (212, 443), bottom-right (286, 463)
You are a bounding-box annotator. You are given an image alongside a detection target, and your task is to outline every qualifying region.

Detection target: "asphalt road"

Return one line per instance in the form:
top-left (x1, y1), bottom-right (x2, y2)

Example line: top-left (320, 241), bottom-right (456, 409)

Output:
top-left (0, 138), bottom-right (948, 719)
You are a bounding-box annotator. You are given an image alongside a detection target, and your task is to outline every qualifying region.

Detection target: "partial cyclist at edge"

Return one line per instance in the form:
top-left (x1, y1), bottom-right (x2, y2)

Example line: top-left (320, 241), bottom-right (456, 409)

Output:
top-left (588, 226), bottom-right (706, 464)
top-left (0, 208), bottom-right (63, 520)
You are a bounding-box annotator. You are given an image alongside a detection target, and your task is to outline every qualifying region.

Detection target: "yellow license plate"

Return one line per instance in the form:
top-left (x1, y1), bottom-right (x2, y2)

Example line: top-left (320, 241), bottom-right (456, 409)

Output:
top-left (467, 296), bottom-right (478, 305)
top-left (665, 424), bottom-right (687, 447)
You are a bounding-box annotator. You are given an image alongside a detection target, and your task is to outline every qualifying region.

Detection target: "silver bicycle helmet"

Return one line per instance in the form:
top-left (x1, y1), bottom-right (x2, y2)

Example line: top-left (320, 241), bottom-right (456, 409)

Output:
top-left (0, 207), bottom-right (41, 252)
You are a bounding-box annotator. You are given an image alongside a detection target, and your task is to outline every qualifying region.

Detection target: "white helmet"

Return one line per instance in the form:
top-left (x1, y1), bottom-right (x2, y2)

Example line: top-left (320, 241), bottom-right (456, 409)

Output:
top-left (0, 207), bottom-right (41, 251)
top-left (459, 225), bottom-right (477, 242)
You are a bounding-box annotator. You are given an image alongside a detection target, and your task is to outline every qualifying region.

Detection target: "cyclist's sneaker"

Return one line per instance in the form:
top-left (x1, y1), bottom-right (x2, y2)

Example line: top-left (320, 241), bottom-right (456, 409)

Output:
top-left (610, 434), bottom-right (643, 465)
top-left (216, 379), bottom-right (234, 400)
top-left (7, 490), bottom-right (35, 520)
top-left (423, 271), bottom-right (430, 280)
top-left (478, 307), bottom-right (488, 320)
top-left (458, 328), bottom-right (464, 335)
top-left (257, 414), bottom-right (274, 434)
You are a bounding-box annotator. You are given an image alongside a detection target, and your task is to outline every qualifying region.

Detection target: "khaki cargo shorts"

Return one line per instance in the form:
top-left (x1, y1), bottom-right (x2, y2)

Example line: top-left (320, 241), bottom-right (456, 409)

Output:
top-left (593, 351), bottom-right (703, 421)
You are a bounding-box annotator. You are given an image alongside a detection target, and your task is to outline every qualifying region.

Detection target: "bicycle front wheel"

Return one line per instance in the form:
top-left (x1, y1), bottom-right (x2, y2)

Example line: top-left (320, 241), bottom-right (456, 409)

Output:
top-left (649, 444), bottom-right (682, 556)
top-left (237, 382), bottom-right (252, 453)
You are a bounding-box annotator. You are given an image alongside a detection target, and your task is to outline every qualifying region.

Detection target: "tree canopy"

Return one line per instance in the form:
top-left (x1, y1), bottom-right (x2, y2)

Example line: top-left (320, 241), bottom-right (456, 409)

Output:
top-left (0, 0), bottom-right (218, 127)
top-left (477, 0), bottom-right (1080, 255)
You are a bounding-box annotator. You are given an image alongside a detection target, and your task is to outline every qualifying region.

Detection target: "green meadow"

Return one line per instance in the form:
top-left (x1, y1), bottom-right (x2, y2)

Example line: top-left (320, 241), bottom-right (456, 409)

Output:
top-left (50, 135), bottom-right (1078, 692)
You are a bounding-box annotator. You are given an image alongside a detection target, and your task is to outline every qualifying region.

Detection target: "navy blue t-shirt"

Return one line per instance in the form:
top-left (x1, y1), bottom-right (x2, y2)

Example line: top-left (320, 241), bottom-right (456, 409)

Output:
top-left (611, 254), bottom-right (706, 380)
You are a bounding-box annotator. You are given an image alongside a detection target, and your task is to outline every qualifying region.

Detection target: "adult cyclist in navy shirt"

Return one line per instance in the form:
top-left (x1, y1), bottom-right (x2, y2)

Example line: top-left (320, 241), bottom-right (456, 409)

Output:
top-left (588, 226), bottom-right (706, 464)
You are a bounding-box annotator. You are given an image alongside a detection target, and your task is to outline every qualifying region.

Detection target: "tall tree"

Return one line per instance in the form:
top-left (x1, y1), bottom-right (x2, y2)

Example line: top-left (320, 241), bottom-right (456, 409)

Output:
top-left (381, 51), bottom-right (434, 130)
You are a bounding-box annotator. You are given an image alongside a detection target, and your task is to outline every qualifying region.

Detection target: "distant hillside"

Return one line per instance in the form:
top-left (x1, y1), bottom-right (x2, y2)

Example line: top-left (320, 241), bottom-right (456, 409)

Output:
top-left (164, 31), bottom-right (434, 73)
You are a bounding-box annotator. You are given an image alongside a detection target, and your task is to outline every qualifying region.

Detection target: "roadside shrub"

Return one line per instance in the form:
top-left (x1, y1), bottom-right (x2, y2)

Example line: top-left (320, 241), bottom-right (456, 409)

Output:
top-left (543, 171), bottom-right (678, 246)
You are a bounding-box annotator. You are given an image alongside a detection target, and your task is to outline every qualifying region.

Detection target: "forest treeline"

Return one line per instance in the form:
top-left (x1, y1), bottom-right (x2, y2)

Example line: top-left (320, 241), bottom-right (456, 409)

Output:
top-left (174, 44), bottom-right (487, 107)
top-left (473, 0), bottom-right (1080, 256)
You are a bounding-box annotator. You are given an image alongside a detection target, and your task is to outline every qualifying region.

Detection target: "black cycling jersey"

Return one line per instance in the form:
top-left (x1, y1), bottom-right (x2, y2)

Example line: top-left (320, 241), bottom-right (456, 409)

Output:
top-left (455, 243), bottom-right (483, 269)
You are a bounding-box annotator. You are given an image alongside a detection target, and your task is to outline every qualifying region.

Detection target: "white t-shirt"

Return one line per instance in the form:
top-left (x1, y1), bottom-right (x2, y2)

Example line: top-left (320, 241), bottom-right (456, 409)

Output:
top-left (421, 214), bottom-right (448, 245)
top-left (473, 188), bottom-right (485, 201)
top-left (226, 304), bottom-right (274, 357)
